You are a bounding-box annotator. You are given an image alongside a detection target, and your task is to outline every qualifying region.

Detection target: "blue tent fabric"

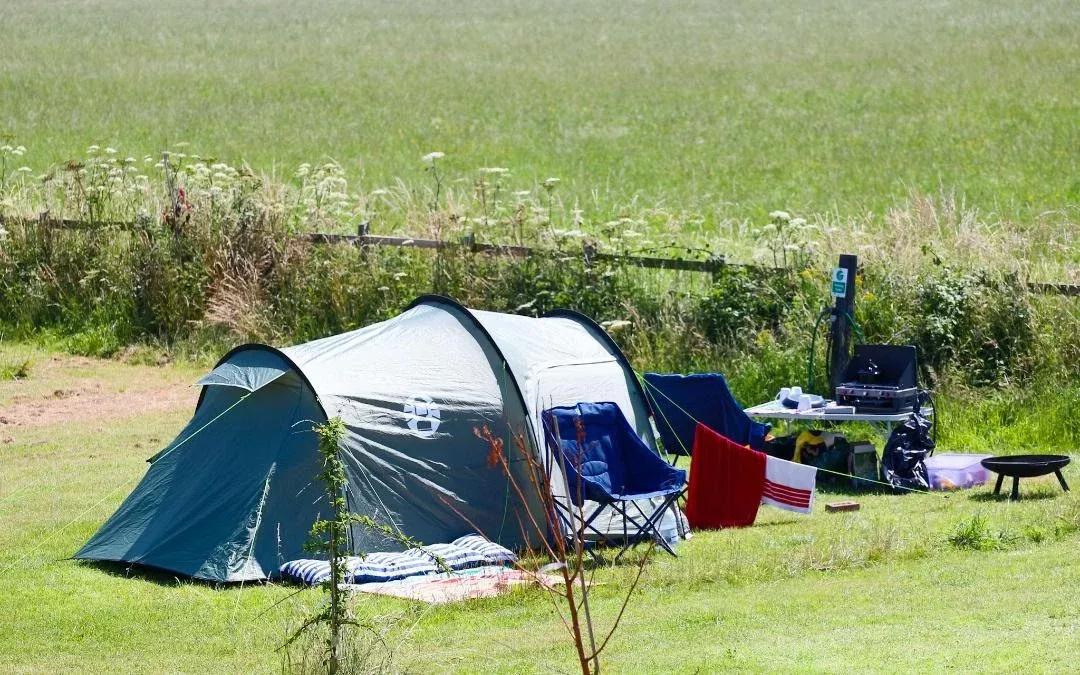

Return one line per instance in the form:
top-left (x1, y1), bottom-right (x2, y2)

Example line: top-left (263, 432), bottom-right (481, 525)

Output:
top-left (642, 373), bottom-right (770, 455)
top-left (542, 402), bottom-right (687, 504)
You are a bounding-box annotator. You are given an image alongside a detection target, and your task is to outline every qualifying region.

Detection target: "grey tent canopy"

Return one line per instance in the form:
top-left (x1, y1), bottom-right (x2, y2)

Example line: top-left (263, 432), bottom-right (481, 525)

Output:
top-left (76, 295), bottom-right (661, 582)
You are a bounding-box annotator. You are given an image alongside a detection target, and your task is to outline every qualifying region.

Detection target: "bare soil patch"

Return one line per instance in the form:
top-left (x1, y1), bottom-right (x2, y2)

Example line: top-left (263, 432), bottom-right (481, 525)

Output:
top-left (0, 356), bottom-right (198, 430)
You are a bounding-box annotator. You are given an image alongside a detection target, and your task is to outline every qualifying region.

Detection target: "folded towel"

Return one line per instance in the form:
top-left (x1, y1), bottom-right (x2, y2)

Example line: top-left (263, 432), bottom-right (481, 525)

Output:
top-left (762, 455), bottom-right (817, 515)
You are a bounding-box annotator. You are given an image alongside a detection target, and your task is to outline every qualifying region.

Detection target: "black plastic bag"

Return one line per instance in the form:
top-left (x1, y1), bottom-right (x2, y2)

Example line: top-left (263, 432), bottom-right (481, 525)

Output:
top-left (880, 413), bottom-right (935, 491)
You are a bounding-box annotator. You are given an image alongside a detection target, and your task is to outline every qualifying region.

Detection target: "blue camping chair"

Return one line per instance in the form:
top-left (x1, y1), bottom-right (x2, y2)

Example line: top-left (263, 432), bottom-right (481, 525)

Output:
top-left (642, 373), bottom-right (771, 463)
top-left (541, 402), bottom-right (687, 560)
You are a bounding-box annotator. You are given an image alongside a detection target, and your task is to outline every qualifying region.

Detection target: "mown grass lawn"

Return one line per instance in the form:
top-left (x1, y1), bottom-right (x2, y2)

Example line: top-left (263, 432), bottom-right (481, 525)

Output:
top-left (2, 342), bottom-right (1079, 672)
top-left (2, 0), bottom-right (1078, 222)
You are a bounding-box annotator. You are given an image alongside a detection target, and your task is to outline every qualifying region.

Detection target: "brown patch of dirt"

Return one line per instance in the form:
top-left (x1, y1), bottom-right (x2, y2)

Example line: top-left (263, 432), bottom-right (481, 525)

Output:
top-left (0, 382), bottom-right (198, 429)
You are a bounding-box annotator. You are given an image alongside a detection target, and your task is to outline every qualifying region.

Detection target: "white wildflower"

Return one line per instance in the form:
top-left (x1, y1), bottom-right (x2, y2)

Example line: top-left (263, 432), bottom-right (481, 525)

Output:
top-left (12, 146), bottom-right (26, 157)
top-left (601, 320), bottom-right (632, 332)
top-left (87, 145), bottom-right (100, 154)
top-left (105, 147), bottom-right (117, 155)
top-left (554, 228), bottom-right (585, 238)
top-left (790, 217), bottom-right (807, 227)
top-left (421, 151), bottom-right (444, 164)
top-left (513, 190), bottom-right (532, 198)
top-left (622, 230), bottom-right (642, 237)
top-left (393, 272), bottom-right (407, 280)
top-left (0, 145), bottom-right (11, 153)
top-left (377, 286), bottom-right (390, 292)
top-left (16, 166), bottom-right (32, 173)
top-left (479, 167), bottom-right (509, 175)
top-left (768, 210), bottom-right (791, 222)
top-left (543, 177), bottom-right (560, 189)
top-left (370, 188), bottom-right (389, 196)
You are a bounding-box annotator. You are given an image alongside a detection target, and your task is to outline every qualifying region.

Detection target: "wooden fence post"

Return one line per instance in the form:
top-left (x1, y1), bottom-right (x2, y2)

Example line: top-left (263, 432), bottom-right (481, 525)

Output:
top-left (829, 253), bottom-right (858, 395)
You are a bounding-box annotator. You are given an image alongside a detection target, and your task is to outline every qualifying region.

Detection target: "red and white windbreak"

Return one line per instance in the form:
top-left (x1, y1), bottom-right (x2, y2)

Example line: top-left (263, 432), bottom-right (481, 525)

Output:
top-left (761, 455), bottom-right (817, 514)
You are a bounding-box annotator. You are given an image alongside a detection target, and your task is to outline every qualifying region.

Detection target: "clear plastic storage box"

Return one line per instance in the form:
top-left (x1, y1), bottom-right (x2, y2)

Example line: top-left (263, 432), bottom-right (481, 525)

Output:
top-left (925, 453), bottom-right (992, 490)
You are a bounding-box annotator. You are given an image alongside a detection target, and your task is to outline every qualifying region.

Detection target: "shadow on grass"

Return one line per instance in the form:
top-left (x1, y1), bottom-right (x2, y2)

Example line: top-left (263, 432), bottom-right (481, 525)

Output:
top-left (968, 487), bottom-right (1064, 503)
top-left (74, 558), bottom-right (272, 589)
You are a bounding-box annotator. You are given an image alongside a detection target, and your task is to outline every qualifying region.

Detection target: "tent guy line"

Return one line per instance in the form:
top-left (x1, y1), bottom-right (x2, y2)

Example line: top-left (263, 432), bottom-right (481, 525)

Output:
top-left (0, 477), bottom-right (137, 580)
top-left (149, 392), bottom-right (253, 465)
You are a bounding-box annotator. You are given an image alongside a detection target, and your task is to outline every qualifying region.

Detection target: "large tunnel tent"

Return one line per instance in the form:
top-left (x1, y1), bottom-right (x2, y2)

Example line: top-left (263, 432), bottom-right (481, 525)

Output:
top-left (76, 295), bottom-right (663, 583)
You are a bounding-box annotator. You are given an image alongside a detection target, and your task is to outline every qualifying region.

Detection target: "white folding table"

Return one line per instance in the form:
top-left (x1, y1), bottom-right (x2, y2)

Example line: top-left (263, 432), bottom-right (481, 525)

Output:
top-left (744, 400), bottom-right (932, 435)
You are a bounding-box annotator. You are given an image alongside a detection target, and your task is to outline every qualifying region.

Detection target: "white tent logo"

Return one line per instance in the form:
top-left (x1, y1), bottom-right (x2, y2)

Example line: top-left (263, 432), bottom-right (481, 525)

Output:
top-left (403, 396), bottom-right (441, 438)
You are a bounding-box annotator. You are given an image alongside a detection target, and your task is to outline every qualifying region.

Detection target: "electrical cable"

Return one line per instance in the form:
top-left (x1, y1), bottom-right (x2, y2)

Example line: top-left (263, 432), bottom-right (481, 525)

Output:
top-left (805, 307), bottom-right (833, 393)
top-left (808, 307), bottom-right (866, 395)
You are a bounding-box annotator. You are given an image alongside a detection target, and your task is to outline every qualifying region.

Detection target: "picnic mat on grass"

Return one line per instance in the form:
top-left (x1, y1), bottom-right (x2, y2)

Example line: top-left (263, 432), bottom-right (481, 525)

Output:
top-left (345, 565), bottom-right (563, 604)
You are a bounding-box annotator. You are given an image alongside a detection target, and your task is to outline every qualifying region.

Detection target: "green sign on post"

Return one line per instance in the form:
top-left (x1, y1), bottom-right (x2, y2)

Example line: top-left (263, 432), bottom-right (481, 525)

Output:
top-left (831, 267), bottom-right (848, 298)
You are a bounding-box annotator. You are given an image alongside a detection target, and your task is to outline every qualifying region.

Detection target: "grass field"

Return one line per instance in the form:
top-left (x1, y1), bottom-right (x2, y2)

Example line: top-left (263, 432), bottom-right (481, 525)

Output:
top-left (3, 343), bottom-right (1080, 672)
top-left (3, 0), bottom-right (1080, 670)
top-left (2, 0), bottom-right (1078, 224)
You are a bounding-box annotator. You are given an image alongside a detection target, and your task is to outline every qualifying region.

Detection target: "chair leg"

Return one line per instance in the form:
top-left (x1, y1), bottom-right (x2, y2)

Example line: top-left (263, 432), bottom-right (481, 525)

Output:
top-left (613, 496), bottom-right (681, 563)
top-left (559, 495), bottom-right (683, 563)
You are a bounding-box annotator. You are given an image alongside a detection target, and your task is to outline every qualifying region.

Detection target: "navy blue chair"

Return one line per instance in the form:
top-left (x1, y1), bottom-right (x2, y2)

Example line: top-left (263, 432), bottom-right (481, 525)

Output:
top-left (642, 372), bottom-right (771, 463)
top-left (541, 402), bottom-right (687, 560)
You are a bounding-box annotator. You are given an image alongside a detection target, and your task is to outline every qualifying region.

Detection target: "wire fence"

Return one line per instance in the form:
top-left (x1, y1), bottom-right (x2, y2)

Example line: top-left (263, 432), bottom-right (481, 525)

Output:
top-left (3, 213), bottom-right (1078, 296)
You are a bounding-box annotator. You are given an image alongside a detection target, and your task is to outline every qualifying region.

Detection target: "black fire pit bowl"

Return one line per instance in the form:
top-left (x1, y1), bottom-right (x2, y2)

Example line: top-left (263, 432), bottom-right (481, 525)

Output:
top-left (981, 455), bottom-right (1071, 500)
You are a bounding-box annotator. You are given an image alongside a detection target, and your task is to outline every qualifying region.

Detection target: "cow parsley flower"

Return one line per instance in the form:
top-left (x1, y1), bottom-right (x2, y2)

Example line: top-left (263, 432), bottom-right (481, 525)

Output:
top-left (421, 151), bottom-right (445, 164)
top-left (768, 210), bottom-right (791, 222)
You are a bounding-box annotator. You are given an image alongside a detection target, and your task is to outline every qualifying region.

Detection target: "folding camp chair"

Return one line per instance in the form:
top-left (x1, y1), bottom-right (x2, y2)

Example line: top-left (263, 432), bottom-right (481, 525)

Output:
top-left (542, 402), bottom-right (687, 561)
top-left (642, 373), bottom-right (771, 464)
